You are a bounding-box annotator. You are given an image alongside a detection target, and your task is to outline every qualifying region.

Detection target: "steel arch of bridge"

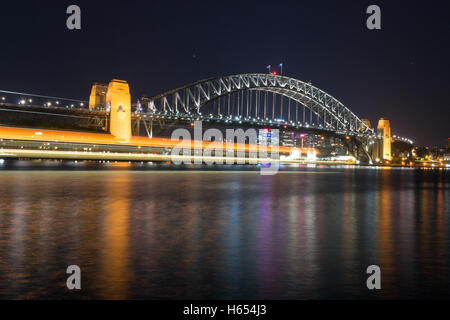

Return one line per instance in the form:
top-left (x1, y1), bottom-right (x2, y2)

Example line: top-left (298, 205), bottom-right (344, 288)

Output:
top-left (146, 73), bottom-right (373, 135)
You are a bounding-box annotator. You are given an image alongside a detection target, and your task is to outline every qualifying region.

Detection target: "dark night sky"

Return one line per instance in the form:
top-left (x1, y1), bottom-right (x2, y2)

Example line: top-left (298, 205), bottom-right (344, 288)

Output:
top-left (0, 0), bottom-right (448, 146)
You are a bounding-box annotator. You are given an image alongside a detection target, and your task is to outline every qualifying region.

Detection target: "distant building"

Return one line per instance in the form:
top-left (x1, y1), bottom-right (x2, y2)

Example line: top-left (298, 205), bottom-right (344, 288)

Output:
top-left (444, 153), bottom-right (450, 166)
top-left (89, 83), bottom-right (108, 110)
top-left (429, 146), bottom-right (446, 159)
top-left (258, 128), bottom-right (279, 147)
top-left (280, 131), bottom-right (295, 147)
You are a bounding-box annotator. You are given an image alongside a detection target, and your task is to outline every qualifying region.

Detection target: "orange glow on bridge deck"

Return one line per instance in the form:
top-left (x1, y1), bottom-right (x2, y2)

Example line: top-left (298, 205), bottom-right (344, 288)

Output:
top-left (0, 126), bottom-right (313, 154)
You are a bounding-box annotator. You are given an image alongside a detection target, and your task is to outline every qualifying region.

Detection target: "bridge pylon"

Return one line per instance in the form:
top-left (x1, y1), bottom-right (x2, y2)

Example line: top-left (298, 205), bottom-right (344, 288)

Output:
top-left (106, 79), bottom-right (131, 142)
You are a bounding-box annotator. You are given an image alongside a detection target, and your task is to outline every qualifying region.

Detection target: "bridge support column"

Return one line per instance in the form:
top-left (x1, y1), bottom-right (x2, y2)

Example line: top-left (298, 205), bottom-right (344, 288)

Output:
top-left (106, 79), bottom-right (131, 142)
top-left (376, 118), bottom-right (392, 161)
top-left (89, 83), bottom-right (108, 110)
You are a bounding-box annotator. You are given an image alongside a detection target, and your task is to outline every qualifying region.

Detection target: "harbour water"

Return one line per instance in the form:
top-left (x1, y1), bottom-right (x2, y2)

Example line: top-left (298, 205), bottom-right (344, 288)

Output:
top-left (0, 162), bottom-right (449, 299)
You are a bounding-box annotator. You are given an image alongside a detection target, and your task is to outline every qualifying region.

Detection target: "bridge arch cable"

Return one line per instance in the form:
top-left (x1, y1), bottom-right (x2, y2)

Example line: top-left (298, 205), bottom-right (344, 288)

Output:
top-left (199, 90), bottom-right (331, 127)
top-left (0, 89), bottom-right (88, 103)
top-left (145, 74), bottom-right (373, 135)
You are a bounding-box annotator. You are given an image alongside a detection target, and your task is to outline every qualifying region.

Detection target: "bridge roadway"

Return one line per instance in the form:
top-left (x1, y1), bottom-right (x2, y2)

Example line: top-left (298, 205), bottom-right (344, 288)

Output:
top-left (0, 126), bottom-right (321, 164)
top-left (1, 148), bottom-right (358, 166)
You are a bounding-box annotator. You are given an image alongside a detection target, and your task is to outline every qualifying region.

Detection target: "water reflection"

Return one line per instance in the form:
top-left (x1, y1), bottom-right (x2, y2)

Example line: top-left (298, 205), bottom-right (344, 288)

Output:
top-left (100, 173), bottom-right (131, 299)
top-left (0, 167), bottom-right (449, 299)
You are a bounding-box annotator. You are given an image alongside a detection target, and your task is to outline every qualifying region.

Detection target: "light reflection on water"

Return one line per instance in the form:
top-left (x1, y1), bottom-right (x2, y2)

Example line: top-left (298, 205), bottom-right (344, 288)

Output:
top-left (0, 166), bottom-right (449, 299)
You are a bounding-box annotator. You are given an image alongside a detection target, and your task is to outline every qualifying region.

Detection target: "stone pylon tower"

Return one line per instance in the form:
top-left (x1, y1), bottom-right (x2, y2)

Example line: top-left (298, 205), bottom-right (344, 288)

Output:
top-left (88, 83), bottom-right (108, 110)
top-left (377, 118), bottom-right (391, 161)
top-left (106, 79), bottom-right (131, 142)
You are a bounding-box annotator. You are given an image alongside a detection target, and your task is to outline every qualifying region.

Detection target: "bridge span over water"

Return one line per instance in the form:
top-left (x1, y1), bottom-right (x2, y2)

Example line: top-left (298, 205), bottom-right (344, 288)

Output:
top-left (0, 73), bottom-right (389, 163)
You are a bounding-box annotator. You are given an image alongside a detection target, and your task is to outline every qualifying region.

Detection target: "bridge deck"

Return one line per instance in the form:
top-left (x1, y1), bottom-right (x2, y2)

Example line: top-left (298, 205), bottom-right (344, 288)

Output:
top-left (0, 126), bottom-right (294, 153)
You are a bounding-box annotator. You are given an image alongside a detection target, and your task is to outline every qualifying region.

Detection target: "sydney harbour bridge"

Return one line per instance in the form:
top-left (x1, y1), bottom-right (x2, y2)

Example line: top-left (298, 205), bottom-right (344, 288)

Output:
top-left (0, 73), bottom-right (391, 164)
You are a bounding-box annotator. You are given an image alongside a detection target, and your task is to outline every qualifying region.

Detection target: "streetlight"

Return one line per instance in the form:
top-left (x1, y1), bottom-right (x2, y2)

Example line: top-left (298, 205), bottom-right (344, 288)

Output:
top-left (279, 63), bottom-right (283, 75)
top-left (266, 65), bottom-right (271, 73)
